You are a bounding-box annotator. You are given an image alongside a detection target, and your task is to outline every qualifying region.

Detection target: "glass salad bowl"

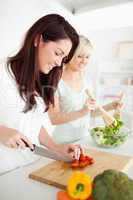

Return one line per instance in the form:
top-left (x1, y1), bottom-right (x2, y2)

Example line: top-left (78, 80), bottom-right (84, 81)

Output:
top-left (90, 126), bottom-right (131, 148)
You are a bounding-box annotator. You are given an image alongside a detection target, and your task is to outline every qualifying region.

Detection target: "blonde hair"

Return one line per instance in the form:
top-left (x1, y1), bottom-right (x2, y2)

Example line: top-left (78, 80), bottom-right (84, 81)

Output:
top-left (74, 35), bottom-right (93, 57)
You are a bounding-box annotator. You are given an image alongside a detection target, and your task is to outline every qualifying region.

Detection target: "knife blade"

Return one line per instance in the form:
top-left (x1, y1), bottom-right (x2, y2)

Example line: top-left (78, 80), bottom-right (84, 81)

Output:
top-left (34, 145), bottom-right (71, 162)
top-left (21, 139), bottom-right (71, 162)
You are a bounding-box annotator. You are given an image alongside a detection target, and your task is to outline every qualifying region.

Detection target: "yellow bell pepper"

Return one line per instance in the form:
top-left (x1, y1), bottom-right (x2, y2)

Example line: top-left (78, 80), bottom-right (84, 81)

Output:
top-left (67, 171), bottom-right (92, 200)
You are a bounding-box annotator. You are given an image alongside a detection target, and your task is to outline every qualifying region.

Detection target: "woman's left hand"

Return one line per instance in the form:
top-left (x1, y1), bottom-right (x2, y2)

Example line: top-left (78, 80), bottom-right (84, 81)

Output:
top-left (55, 143), bottom-right (84, 161)
top-left (84, 98), bottom-right (97, 112)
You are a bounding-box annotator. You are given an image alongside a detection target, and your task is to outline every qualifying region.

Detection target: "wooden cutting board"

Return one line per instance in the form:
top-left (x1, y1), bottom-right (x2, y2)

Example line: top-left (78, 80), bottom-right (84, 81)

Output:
top-left (29, 148), bottom-right (133, 189)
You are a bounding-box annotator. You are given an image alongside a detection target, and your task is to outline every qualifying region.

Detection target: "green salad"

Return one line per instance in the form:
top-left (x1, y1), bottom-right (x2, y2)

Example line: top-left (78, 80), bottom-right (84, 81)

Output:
top-left (90, 118), bottom-right (129, 147)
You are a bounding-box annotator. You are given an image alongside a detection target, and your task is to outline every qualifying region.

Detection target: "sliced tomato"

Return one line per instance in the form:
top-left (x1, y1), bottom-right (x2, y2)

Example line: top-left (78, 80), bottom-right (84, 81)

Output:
top-left (84, 155), bottom-right (90, 161)
top-left (71, 154), bottom-right (94, 169)
top-left (79, 160), bottom-right (90, 168)
top-left (85, 156), bottom-right (94, 164)
top-left (79, 154), bottom-right (87, 162)
top-left (71, 160), bottom-right (79, 168)
top-left (85, 155), bottom-right (92, 160)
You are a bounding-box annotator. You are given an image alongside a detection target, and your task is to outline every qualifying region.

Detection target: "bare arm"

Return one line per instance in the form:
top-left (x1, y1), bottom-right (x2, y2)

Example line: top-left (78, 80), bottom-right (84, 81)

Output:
top-left (38, 127), bottom-right (83, 160)
top-left (0, 126), bottom-right (57, 151)
top-left (97, 106), bottom-right (116, 126)
top-left (0, 126), bottom-right (14, 143)
top-left (91, 101), bottom-right (117, 118)
top-left (0, 126), bottom-right (11, 143)
top-left (0, 125), bottom-right (34, 149)
top-left (48, 96), bottom-right (90, 125)
top-left (0, 126), bottom-right (83, 160)
top-left (39, 126), bottom-right (58, 150)
top-left (91, 92), bottom-right (124, 118)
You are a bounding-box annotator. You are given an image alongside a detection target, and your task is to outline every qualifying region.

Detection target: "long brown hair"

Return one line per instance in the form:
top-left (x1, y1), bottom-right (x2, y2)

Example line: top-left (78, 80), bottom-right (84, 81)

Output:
top-left (7, 14), bottom-right (79, 112)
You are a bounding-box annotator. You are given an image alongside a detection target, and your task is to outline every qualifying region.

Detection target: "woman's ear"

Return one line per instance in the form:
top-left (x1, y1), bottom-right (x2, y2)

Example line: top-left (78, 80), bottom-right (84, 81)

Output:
top-left (34, 35), bottom-right (41, 47)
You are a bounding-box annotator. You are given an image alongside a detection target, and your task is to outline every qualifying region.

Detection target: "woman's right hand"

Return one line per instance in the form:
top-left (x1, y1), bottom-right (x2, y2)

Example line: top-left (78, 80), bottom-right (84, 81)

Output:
top-left (0, 126), bottom-right (34, 150)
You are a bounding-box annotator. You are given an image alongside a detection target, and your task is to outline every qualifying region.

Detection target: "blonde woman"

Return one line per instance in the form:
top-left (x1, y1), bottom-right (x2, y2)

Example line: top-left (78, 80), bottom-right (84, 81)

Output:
top-left (48, 35), bottom-right (122, 144)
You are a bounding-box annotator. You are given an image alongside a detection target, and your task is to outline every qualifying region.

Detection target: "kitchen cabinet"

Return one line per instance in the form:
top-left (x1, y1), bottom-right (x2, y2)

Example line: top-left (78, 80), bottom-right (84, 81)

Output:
top-left (99, 71), bottom-right (133, 111)
top-left (96, 59), bottom-right (133, 129)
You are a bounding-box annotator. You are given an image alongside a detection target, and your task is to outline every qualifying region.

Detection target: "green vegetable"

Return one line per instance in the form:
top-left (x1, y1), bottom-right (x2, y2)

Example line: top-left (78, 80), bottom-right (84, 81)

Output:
top-left (90, 118), bottom-right (126, 147)
top-left (92, 169), bottom-right (133, 200)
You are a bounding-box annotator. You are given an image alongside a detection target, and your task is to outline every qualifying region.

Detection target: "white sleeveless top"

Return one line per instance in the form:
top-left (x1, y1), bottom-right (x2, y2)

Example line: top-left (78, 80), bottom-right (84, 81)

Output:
top-left (0, 61), bottom-right (52, 174)
top-left (52, 79), bottom-right (92, 144)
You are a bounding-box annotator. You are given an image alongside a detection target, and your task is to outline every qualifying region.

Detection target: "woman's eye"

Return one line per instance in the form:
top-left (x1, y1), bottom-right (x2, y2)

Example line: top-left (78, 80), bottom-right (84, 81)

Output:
top-left (55, 52), bottom-right (59, 56)
top-left (78, 55), bottom-right (89, 59)
top-left (86, 54), bottom-right (90, 59)
top-left (55, 52), bottom-right (62, 56)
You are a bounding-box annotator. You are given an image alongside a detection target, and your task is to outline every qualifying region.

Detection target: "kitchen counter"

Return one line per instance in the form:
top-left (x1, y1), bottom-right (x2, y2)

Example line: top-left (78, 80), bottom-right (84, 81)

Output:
top-left (0, 157), bottom-right (59, 200)
top-left (0, 133), bottom-right (133, 200)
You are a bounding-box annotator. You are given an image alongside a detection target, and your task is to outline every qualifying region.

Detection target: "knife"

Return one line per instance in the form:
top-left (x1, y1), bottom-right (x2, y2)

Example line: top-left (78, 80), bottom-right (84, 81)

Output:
top-left (33, 145), bottom-right (71, 162)
top-left (21, 140), bottom-right (71, 162)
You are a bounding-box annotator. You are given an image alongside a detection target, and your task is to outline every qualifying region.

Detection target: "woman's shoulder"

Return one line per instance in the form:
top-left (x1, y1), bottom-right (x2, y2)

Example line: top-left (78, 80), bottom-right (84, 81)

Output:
top-left (57, 78), bottom-right (67, 91)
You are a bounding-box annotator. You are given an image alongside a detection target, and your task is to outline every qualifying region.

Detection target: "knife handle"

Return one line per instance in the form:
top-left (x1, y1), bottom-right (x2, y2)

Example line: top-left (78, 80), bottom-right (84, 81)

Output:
top-left (21, 139), bottom-right (35, 151)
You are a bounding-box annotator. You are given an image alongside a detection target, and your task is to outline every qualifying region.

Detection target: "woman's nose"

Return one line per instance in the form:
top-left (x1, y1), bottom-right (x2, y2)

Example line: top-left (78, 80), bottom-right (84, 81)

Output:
top-left (82, 57), bottom-right (87, 63)
top-left (81, 58), bottom-right (85, 63)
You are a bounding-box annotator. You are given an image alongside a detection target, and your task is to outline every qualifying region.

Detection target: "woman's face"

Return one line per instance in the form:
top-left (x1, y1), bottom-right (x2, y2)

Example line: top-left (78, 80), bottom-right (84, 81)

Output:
top-left (68, 53), bottom-right (91, 72)
top-left (37, 37), bottom-right (72, 74)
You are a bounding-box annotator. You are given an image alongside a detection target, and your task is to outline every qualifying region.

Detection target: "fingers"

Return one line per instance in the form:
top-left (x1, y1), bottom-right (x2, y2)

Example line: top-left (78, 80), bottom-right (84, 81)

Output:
top-left (16, 138), bottom-right (27, 149)
top-left (116, 100), bottom-right (124, 110)
top-left (20, 135), bottom-right (34, 150)
top-left (58, 144), bottom-right (85, 161)
top-left (74, 147), bottom-right (81, 160)
top-left (117, 102), bottom-right (123, 108)
top-left (85, 99), bottom-right (96, 111)
top-left (67, 144), bottom-right (84, 160)
top-left (77, 144), bottom-right (84, 155)
top-left (66, 150), bottom-right (79, 161)
top-left (5, 134), bottom-right (34, 150)
top-left (85, 89), bottom-right (95, 101)
top-left (67, 152), bottom-right (75, 161)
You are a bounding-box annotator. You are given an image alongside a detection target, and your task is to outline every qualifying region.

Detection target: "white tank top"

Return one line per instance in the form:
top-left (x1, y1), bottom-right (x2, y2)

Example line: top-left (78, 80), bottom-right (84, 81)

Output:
top-left (52, 79), bottom-right (93, 143)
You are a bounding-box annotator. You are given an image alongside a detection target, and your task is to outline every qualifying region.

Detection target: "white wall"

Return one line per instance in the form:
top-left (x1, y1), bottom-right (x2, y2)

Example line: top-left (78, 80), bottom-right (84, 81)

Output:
top-left (86, 27), bottom-right (133, 60)
top-left (0, 0), bottom-right (74, 59)
top-left (73, 3), bottom-right (133, 93)
top-left (74, 3), bottom-right (133, 69)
